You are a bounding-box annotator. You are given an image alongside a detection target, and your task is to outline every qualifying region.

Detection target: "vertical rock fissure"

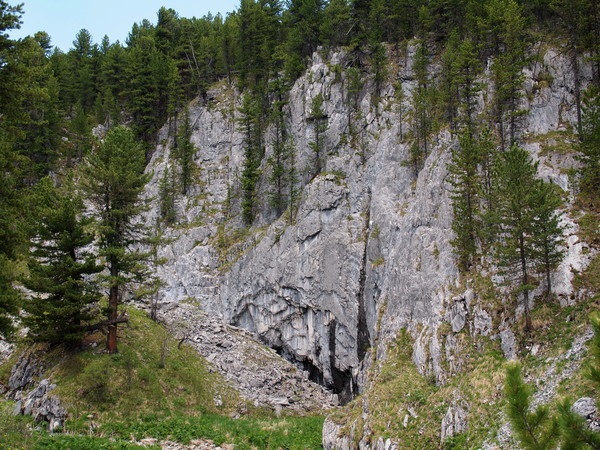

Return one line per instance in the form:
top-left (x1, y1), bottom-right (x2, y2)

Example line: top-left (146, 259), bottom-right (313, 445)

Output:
top-left (328, 318), bottom-right (354, 404)
top-left (357, 189), bottom-right (372, 363)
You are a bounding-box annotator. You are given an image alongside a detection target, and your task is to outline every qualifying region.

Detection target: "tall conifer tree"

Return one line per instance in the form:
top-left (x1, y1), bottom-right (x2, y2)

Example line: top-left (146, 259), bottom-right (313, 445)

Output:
top-left (82, 126), bottom-right (150, 353)
top-left (22, 177), bottom-right (102, 346)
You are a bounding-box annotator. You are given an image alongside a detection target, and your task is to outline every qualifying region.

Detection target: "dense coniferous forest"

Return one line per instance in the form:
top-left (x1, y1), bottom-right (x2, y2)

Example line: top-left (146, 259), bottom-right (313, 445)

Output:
top-left (0, 0), bottom-right (598, 380)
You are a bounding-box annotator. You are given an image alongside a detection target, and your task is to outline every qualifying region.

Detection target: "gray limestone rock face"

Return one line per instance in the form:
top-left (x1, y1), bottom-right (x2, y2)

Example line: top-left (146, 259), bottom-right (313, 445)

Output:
top-left (440, 403), bottom-right (469, 443)
top-left (157, 302), bottom-right (337, 412)
top-left (500, 329), bottom-right (518, 360)
top-left (8, 351), bottom-right (44, 395)
top-left (572, 397), bottom-right (597, 420)
top-left (139, 45), bottom-right (594, 436)
top-left (322, 418), bottom-right (353, 450)
top-left (13, 378), bottom-right (67, 432)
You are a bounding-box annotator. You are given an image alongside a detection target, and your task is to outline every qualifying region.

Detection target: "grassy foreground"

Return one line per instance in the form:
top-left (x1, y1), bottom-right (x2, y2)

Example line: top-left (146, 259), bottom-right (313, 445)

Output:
top-left (0, 308), bottom-right (325, 449)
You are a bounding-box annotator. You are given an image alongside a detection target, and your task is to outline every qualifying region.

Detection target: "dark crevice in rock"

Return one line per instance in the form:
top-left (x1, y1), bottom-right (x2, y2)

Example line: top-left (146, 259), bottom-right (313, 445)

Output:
top-left (356, 189), bottom-right (372, 363)
top-left (328, 319), bottom-right (354, 405)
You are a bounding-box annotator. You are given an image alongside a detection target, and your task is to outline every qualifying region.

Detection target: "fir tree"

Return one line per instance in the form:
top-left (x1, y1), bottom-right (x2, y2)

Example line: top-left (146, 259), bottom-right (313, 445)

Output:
top-left (82, 125), bottom-right (150, 353)
top-left (22, 177), bottom-right (102, 346)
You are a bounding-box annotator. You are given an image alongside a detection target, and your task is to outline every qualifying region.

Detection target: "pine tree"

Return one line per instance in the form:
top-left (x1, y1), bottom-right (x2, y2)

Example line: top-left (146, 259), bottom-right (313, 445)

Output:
top-left (0, 132), bottom-right (23, 340)
top-left (439, 29), bottom-right (460, 133)
top-left (0, 3), bottom-right (27, 340)
top-left (287, 139), bottom-right (300, 224)
top-left (531, 181), bottom-right (564, 297)
top-left (308, 92), bottom-right (328, 177)
top-left (82, 126), bottom-right (150, 354)
top-left (283, 0), bottom-right (324, 81)
top-left (159, 165), bottom-right (177, 225)
top-left (69, 29), bottom-right (96, 112)
top-left (174, 108), bottom-right (196, 195)
top-left (267, 78), bottom-right (289, 216)
top-left (449, 131), bottom-right (481, 272)
top-left (492, 145), bottom-right (539, 331)
top-left (505, 362), bottom-right (560, 450)
top-left (67, 102), bottom-right (94, 164)
top-left (1, 35), bottom-right (62, 181)
top-left (237, 92), bottom-right (263, 225)
top-left (408, 41), bottom-right (433, 177)
top-left (454, 37), bottom-right (482, 133)
top-left (485, 0), bottom-right (528, 148)
top-left (22, 177), bottom-right (102, 346)
top-left (166, 58), bottom-right (184, 137)
top-left (477, 127), bottom-right (498, 217)
top-left (556, 313), bottom-right (600, 449)
top-left (492, 145), bottom-right (564, 331)
top-left (320, 0), bottom-right (352, 49)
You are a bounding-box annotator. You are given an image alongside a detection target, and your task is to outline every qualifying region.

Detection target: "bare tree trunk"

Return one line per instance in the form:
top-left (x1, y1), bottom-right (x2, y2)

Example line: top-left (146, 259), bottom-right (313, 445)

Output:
top-left (519, 235), bottom-right (532, 332)
top-left (107, 263), bottom-right (119, 354)
top-left (545, 246), bottom-right (552, 298)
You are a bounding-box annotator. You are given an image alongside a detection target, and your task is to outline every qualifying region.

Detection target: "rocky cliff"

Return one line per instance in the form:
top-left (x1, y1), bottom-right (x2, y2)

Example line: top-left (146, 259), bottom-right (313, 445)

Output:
top-left (142, 44), bottom-right (594, 445)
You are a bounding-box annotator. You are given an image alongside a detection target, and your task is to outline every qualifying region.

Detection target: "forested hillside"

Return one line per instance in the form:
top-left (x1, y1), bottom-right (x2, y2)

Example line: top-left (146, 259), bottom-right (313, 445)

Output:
top-left (1, 0), bottom-right (599, 448)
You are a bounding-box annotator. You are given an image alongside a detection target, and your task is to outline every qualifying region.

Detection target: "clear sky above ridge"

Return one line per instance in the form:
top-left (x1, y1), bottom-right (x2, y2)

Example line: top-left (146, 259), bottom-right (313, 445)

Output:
top-left (9, 0), bottom-right (240, 51)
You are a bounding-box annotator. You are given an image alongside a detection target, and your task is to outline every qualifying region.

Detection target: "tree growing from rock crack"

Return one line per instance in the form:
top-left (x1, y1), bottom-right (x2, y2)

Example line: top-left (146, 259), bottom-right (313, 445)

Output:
top-left (308, 92), bottom-right (328, 178)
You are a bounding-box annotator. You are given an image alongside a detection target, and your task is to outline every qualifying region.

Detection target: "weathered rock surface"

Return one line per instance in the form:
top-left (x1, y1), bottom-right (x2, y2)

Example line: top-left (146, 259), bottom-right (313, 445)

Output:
top-left (8, 350), bottom-right (44, 394)
top-left (5, 351), bottom-right (67, 432)
top-left (12, 379), bottom-right (67, 432)
top-left (138, 44), bottom-right (595, 446)
top-left (157, 302), bottom-right (336, 411)
top-left (440, 401), bottom-right (469, 443)
top-left (0, 339), bottom-right (13, 367)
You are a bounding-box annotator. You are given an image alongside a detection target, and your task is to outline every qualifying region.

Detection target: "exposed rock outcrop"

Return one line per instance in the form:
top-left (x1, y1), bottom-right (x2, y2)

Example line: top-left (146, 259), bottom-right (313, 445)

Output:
top-left (157, 302), bottom-right (336, 411)
top-left (139, 43), bottom-right (594, 446)
top-left (12, 379), bottom-right (67, 432)
top-left (440, 400), bottom-right (469, 444)
top-left (6, 350), bottom-right (67, 432)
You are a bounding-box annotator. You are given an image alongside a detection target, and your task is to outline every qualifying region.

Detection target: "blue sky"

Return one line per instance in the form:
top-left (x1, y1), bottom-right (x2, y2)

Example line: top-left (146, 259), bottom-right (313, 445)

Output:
top-left (9, 0), bottom-right (240, 51)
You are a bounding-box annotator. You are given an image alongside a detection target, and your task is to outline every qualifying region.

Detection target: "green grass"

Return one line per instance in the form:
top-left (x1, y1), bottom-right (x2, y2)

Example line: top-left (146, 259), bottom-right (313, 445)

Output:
top-left (100, 414), bottom-right (324, 449)
top-left (0, 307), bottom-right (325, 449)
